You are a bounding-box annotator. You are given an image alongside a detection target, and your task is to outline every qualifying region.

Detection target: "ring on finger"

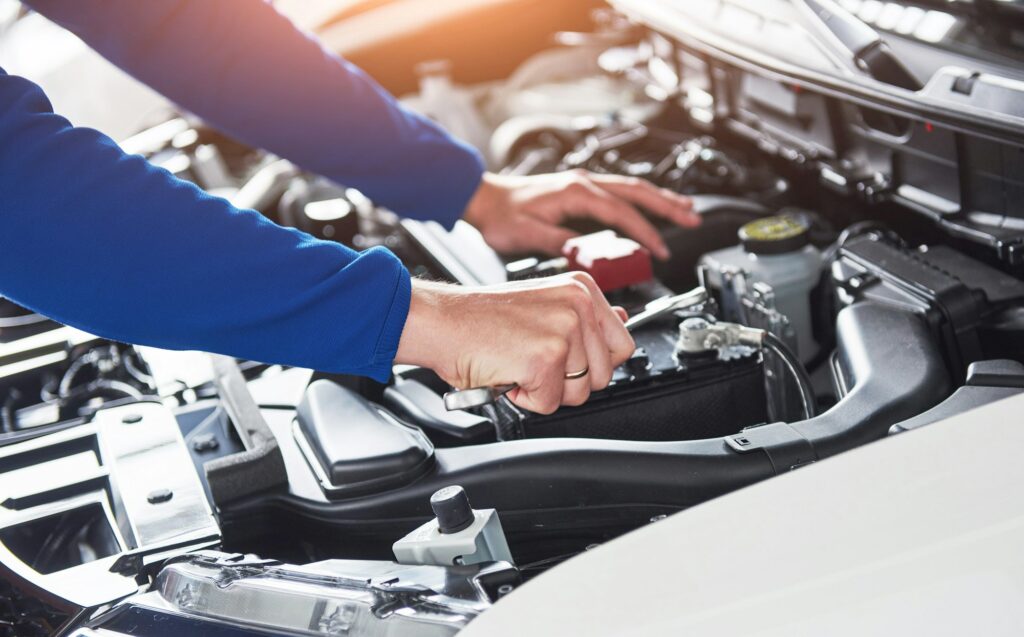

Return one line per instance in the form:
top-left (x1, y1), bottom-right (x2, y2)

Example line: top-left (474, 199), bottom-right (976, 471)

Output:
top-left (564, 367), bottom-right (589, 380)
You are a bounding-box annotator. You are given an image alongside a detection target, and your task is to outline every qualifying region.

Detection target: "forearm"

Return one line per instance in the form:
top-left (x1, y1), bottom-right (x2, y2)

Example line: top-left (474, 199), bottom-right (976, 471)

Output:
top-left (0, 70), bottom-right (409, 381)
top-left (27, 0), bottom-right (484, 226)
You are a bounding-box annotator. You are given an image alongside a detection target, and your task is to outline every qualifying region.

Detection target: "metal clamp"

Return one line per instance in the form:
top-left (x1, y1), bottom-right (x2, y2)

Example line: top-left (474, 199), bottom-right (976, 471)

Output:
top-left (675, 317), bottom-right (765, 355)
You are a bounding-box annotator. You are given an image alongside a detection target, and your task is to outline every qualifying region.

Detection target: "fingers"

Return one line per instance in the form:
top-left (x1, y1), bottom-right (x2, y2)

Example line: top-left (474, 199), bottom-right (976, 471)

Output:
top-left (559, 310), bottom-right (592, 407)
top-left (588, 173), bottom-right (701, 229)
top-left (521, 218), bottom-right (580, 257)
top-left (568, 272), bottom-right (636, 367)
top-left (454, 271), bottom-right (635, 415)
top-left (507, 275), bottom-right (621, 414)
top-left (510, 333), bottom-right (569, 415)
top-left (565, 178), bottom-right (670, 260)
top-left (566, 281), bottom-right (614, 392)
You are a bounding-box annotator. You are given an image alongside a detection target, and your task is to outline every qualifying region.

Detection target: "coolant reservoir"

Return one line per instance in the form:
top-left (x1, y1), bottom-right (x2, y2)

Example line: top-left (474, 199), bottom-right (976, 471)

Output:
top-left (699, 215), bottom-right (822, 362)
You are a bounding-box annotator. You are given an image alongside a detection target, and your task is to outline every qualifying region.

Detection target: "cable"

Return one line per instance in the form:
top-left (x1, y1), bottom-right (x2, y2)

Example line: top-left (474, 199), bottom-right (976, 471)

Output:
top-left (762, 331), bottom-right (817, 420)
top-left (822, 221), bottom-right (904, 263)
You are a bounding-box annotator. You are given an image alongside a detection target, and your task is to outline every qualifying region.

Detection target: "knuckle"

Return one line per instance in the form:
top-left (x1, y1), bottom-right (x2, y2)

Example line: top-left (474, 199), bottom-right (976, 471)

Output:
top-left (527, 343), bottom-right (559, 375)
top-left (566, 181), bottom-right (590, 196)
top-left (548, 309), bottom-right (581, 333)
top-left (559, 279), bottom-right (592, 308)
top-left (568, 279), bottom-right (591, 298)
top-left (568, 271), bottom-right (595, 287)
top-left (557, 310), bottom-right (580, 333)
top-left (544, 336), bottom-right (570, 362)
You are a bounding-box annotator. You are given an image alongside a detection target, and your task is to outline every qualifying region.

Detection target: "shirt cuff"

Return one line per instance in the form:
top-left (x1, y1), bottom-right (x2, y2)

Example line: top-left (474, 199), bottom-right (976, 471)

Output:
top-left (362, 260), bottom-right (412, 382)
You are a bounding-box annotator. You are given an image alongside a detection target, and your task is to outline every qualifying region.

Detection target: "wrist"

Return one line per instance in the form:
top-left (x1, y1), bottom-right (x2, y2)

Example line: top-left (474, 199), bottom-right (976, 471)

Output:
top-left (462, 172), bottom-right (502, 230)
top-left (395, 280), bottom-right (454, 374)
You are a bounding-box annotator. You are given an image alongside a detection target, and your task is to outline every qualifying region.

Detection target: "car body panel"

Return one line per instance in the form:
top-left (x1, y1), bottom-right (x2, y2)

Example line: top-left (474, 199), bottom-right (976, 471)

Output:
top-left (463, 394), bottom-right (1024, 636)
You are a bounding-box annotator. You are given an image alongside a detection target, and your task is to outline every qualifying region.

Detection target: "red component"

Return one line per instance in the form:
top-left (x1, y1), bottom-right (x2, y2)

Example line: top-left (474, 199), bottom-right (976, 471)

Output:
top-left (562, 230), bottom-right (654, 292)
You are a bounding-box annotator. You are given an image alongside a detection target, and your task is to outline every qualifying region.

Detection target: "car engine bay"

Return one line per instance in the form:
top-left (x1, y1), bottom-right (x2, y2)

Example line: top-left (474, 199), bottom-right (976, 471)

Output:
top-left (3, 1), bottom-right (1024, 634)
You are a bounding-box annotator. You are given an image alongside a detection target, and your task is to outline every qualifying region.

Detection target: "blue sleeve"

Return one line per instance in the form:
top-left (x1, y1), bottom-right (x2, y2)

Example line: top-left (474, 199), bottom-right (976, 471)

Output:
top-left (0, 69), bottom-right (409, 382)
top-left (25, 0), bottom-right (485, 229)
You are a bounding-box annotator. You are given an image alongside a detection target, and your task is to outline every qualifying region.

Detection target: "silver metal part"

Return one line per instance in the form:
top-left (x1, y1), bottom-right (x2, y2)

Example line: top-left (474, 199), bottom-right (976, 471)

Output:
top-left (675, 318), bottom-right (817, 420)
top-left (622, 286), bottom-right (708, 331)
top-left (442, 287), bottom-right (709, 411)
top-left (394, 508), bottom-right (514, 568)
top-left (699, 265), bottom-right (814, 421)
top-left (0, 325), bottom-right (100, 380)
top-left (0, 401), bottom-right (220, 609)
top-left (230, 158), bottom-right (300, 212)
top-left (444, 384), bottom-right (517, 411)
top-left (675, 318), bottom-right (765, 355)
top-left (699, 241), bottom-right (821, 363)
top-left (99, 551), bottom-right (511, 637)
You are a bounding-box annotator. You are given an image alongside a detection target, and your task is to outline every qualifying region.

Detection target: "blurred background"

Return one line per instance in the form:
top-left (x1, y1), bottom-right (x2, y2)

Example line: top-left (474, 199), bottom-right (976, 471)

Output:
top-left (0, 0), bottom-right (601, 140)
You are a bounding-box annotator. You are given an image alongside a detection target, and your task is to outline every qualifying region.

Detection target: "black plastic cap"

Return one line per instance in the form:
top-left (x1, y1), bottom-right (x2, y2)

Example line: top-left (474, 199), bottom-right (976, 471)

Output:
top-left (739, 215), bottom-right (810, 255)
top-left (430, 486), bottom-right (475, 534)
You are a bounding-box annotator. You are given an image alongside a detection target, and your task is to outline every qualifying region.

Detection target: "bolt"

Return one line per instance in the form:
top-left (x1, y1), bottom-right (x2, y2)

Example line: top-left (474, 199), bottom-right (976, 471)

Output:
top-left (147, 489), bottom-right (173, 504)
top-left (681, 317), bottom-right (710, 332)
top-left (497, 584), bottom-right (514, 596)
top-left (192, 433), bottom-right (220, 453)
top-left (704, 333), bottom-right (724, 349)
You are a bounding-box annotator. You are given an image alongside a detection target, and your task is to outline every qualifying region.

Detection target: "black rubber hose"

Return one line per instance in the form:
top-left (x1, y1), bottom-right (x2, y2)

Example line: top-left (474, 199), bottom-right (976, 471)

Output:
top-left (762, 331), bottom-right (817, 420)
top-left (219, 304), bottom-right (951, 539)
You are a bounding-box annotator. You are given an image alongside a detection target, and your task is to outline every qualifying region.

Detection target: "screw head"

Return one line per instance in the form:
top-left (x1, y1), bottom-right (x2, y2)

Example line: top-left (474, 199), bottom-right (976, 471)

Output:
top-left (192, 433), bottom-right (220, 453)
top-left (147, 489), bottom-right (173, 504)
top-left (704, 333), bottom-right (724, 349)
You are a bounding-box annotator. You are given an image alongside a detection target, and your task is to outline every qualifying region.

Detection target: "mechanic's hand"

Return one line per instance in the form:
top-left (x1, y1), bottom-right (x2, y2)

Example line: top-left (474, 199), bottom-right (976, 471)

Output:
top-left (462, 170), bottom-right (700, 260)
top-left (395, 273), bottom-right (635, 414)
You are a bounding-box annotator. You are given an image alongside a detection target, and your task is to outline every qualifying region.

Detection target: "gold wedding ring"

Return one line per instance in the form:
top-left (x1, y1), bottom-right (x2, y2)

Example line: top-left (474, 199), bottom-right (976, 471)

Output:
top-left (564, 367), bottom-right (590, 380)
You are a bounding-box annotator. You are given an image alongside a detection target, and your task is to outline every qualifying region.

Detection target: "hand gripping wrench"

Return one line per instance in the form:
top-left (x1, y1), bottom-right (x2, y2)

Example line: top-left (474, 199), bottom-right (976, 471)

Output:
top-left (442, 287), bottom-right (708, 411)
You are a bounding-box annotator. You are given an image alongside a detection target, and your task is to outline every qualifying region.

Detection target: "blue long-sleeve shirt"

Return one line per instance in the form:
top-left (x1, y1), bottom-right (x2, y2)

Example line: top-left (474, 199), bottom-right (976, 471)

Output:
top-left (0, 0), bottom-right (485, 381)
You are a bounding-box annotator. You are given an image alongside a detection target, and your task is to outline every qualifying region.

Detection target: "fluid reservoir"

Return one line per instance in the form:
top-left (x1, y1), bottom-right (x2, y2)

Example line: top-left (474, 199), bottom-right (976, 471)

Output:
top-left (699, 215), bottom-right (822, 362)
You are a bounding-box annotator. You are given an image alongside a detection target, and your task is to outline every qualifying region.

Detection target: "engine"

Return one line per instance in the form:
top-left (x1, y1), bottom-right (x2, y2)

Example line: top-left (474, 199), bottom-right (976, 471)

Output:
top-left (3, 3), bottom-right (1024, 635)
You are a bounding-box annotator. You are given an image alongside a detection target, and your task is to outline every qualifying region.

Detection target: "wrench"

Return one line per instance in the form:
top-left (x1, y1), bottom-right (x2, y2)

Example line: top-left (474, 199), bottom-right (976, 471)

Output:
top-left (442, 287), bottom-right (708, 411)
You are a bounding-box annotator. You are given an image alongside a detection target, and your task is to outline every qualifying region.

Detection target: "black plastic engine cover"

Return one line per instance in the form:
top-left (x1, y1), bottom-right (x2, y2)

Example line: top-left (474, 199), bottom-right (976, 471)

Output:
top-left (296, 380), bottom-right (434, 496)
top-left (834, 236), bottom-right (1024, 380)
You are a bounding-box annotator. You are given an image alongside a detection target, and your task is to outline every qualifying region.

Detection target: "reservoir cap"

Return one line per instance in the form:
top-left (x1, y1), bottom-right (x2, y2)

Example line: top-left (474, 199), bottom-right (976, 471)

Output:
top-left (739, 214), bottom-right (810, 255)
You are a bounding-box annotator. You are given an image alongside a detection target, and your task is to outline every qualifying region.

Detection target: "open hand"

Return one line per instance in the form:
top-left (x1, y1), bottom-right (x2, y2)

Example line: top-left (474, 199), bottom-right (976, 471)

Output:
top-left (462, 170), bottom-right (699, 260)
